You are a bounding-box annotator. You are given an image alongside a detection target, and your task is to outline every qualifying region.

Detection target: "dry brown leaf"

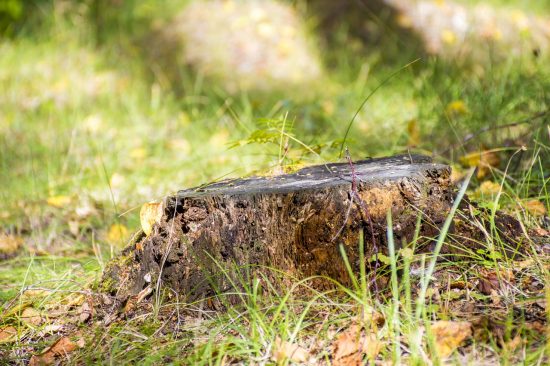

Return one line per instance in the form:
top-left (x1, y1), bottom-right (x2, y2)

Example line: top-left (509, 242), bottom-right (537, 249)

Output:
top-left (29, 336), bottom-right (78, 365)
top-left (272, 336), bottom-right (309, 363)
top-left (140, 201), bottom-right (164, 236)
top-left (503, 334), bottom-right (523, 352)
top-left (533, 227), bottom-right (549, 237)
top-left (430, 321), bottom-right (472, 358)
top-left (477, 269), bottom-right (514, 295)
top-left (523, 200), bottom-right (547, 217)
top-left (0, 233), bottom-right (23, 256)
top-left (79, 302), bottom-right (92, 323)
top-left (0, 326), bottom-right (17, 343)
top-left (21, 307), bottom-right (42, 326)
top-left (332, 324), bottom-right (382, 365)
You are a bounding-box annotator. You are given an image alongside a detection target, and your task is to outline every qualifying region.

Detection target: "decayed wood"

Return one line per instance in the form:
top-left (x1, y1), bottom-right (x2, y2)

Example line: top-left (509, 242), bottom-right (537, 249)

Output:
top-left (99, 155), bottom-right (453, 302)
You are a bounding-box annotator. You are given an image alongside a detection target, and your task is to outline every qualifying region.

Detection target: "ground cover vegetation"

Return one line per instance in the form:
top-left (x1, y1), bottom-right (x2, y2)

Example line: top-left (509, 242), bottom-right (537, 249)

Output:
top-left (0, 0), bottom-right (549, 364)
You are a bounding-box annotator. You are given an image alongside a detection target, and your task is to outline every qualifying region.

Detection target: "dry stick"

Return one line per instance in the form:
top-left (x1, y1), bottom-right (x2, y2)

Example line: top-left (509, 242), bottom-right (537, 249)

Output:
top-left (441, 109), bottom-right (549, 155)
top-left (332, 147), bottom-right (379, 290)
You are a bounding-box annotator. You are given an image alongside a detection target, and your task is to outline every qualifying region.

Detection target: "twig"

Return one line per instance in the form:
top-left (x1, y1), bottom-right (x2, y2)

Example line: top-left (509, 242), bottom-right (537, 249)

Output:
top-left (441, 110), bottom-right (549, 154)
top-left (332, 148), bottom-right (379, 290)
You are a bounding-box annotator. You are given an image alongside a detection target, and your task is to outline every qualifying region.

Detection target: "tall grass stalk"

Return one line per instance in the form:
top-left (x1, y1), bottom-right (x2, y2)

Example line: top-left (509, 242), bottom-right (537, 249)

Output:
top-left (386, 210), bottom-right (401, 364)
top-left (415, 168), bottom-right (474, 320)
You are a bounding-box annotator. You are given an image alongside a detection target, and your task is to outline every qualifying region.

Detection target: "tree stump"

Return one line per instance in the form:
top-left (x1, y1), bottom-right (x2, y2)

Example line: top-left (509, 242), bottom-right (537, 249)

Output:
top-left (100, 155), bottom-right (453, 303)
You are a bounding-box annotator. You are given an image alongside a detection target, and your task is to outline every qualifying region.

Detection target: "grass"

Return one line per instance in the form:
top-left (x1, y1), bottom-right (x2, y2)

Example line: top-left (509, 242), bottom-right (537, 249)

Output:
top-left (0, 0), bottom-right (549, 364)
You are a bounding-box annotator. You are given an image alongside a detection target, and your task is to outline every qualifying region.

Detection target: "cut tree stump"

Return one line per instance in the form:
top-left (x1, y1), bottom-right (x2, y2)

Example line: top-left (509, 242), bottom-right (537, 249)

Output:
top-left (100, 155), bottom-right (454, 303)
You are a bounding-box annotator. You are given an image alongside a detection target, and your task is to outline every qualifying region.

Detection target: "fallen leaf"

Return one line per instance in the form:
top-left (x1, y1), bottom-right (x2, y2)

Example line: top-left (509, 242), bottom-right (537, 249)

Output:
top-left (46, 195), bottom-right (71, 208)
top-left (396, 13), bottom-right (413, 28)
top-left (68, 220), bottom-right (80, 237)
top-left (29, 336), bottom-right (77, 365)
top-left (272, 336), bottom-right (309, 363)
top-left (523, 200), bottom-right (547, 217)
top-left (476, 181), bottom-right (501, 196)
top-left (129, 147), bottom-right (147, 160)
top-left (63, 293), bottom-right (85, 308)
top-left (446, 100), bottom-right (468, 116)
top-left (460, 150), bottom-right (500, 179)
top-left (0, 326), bottom-right (17, 343)
top-left (514, 258), bottom-right (535, 270)
top-left (441, 29), bottom-right (457, 45)
top-left (140, 202), bottom-right (164, 236)
top-left (503, 334), bottom-right (523, 352)
top-left (106, 224), bottom-right (129, 245)
top-left (332, 324), bottom-right (382, 365)
top-left (533, 227), bottom-right (549, 237)
top-left (430, 321), bottom-right (472, 358)
top-left (79, 302), bottom-right (92, 323)
top-left (0, 233), bottom-right (23, 256)
top-left (477, 269), bottom-right (514, 295)
top-left (450, 164), bottom-right (466, 184)
top-left (21, 289), bottom-right (48, 301)
top-left (76, 336), bottom-right (85, 348)
top-left (21, 307), bottom-right (42, 326)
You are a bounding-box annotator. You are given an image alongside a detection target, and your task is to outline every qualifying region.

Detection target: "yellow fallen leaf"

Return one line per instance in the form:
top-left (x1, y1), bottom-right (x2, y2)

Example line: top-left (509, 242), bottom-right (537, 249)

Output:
top-left (0, 326), bottom-right (17, 343)
top-left (106, 224), bottom-right (129, 245)
top-left (446, 100), bottom-right (468, 116)
top-left (140, 202), bottom-right (164, 236)
top-left (129, 147), bottom-right (147, 160)
top-left (21, 307), bottom-right (42, 326)
top-left (396, 14), bottom-right (413, 28)
top-left (459, 150), bottom-right (500, 179)
top-left (0, 233), bottom-right (23, 256)
top-left (430, 321), bottom-right (471, 358)
top-left (476, 181), bottom-right (501, 196)
top-left (46, 195), bottom-right (71, 208)
top-left (450, 164), bottom-right (466, 184)
top-left (441, 29), bottom-right (457, 45)
top-left (272, 337), bottom-right (309, 363)
top-left (523, 200), bottom-right (547, 217)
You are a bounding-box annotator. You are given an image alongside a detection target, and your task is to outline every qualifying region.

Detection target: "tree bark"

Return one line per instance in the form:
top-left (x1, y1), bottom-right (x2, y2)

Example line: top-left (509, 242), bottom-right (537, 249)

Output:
top-left (99, 155), bottom-right (453, 303)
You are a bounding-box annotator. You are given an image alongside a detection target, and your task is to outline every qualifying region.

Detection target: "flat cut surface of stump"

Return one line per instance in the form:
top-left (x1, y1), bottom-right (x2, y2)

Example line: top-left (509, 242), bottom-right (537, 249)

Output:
top-left (101, 155), bottom-right (453, 302)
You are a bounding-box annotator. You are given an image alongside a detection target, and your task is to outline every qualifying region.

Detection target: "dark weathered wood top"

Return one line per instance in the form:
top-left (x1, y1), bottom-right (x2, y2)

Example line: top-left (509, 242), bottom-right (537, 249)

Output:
top-left (177, 154), bottom-right (448, 198)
